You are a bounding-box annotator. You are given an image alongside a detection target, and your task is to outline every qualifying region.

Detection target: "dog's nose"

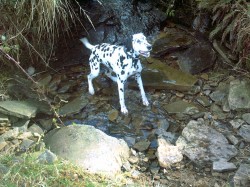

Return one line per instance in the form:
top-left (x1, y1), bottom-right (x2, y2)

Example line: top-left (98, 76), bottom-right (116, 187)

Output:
top-left (147, 45), bottom-right (152, 51)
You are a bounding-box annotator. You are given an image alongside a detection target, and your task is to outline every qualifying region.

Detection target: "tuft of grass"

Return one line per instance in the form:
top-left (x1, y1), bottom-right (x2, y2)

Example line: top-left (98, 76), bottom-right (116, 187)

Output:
top-left (0, 0), bottom-right (83, 67)
top-left (0, 152), bottom-right (128, 187)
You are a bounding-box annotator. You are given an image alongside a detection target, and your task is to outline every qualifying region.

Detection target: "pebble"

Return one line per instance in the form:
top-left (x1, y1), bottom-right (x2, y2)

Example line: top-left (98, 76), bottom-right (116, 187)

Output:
top-left (242, 113), bottom-right (250, 124)
top-left (229, 119), bottom-right (245, 129)
top-left (133, 140), bottom-right (150, 152)
top-left (128, 156), bottom-right (139, 164)
top-left (108, 109), bottom-right (119, 122)
top-left (37, 149), bottom-right (58, 164)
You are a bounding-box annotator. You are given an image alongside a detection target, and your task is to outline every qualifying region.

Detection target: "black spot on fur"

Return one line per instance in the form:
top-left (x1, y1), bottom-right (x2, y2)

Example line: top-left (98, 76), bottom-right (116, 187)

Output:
top-left (121, 70), bottom-right (125, 75)
top-left (120, 88), bottom-right (124, 92)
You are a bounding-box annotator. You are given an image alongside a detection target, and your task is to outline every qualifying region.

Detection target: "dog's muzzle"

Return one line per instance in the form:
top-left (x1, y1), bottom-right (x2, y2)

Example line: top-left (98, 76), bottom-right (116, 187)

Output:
top-left (139, 45), bottom-right (152, 58)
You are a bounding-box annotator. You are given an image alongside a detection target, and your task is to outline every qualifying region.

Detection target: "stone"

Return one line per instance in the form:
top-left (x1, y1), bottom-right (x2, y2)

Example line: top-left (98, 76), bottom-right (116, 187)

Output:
top-left (131, 58), bottom-right (197, 92)
top-left (28, 124), bottom-right (44, 135)
top-left (242, 113), bottom-right (250, 124)
top-left (37, 74), bottom-right (52, 87)
top-left (196, 96), bottom-right (211, 107)
top-left (226, 134), bottom-right (239, 145)
top-left (128, 156), bottom-right (139, 164)
top-left (238, 125), bottom-right (250, 142)
top-left (38, 118), bottom-right (53, 131)
top-left (0, 100), bottom-right (37, 119)
top-left (13, 119), bottom-right (30, 132)
top-left (212, 160), bottom-right (237, 172)
top-left (233, 164), bottom-right (250, 187)
top-left (19, 139), bottom-right (35, 151)
top-left (163, 100), bottom-right (199, 115)
top-left (133, 140), bottom-right (150, 152)
top-left (175, 41), bottom-right (216, 74)
top-left (155, 129), bottom-right (178, 144)
top-left (228, 79), bottom-right (250, 110)
top-left (1, 128), bottom-right (19, 140)
top-left (0, 113), bottom-right (9, 123)
top-left (108, 109), bottom-right (119, 122)
top-left (37, 149), bottom-right (58, 164)
top-left (156, 137), bottom-right (183, 167)
top-left (44, 125), bottom-right (129, 176)
top-left (209, 82), bottom-right (229, 104)
top-left (0, 139), bottom-right (7, 151)
top-left (176, 120), bottom-right (238, 165)
top-left (229, 119), bottom-right (245, 129)
top-left (59, 95), bottom-right (88, 116)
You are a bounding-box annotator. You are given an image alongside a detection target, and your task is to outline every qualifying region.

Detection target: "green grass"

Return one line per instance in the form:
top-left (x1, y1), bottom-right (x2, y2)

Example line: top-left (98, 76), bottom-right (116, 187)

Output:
top-left (0, 152), bottom-right (126, 187)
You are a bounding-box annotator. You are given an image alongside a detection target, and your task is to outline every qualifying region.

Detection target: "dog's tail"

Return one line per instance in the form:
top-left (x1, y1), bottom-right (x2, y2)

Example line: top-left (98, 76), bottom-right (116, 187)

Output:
top-left (80, 38), bottom-right (94, 50)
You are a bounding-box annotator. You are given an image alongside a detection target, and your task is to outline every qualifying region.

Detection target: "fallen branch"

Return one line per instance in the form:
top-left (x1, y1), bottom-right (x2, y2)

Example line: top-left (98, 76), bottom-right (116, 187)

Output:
top-left (0, 47), bottom-right (64, 126)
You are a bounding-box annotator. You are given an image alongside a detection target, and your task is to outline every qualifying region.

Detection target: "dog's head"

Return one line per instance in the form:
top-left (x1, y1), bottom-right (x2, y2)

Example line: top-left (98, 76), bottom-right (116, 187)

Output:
top-left (132, 33), bottom-right (152, 57)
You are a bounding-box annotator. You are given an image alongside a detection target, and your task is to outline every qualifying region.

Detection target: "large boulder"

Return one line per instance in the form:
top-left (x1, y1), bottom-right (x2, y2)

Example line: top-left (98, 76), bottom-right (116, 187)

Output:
top-left (176, 120), bottom-right (238, 165)
top-left (44, 125), bottom-right (130, 176)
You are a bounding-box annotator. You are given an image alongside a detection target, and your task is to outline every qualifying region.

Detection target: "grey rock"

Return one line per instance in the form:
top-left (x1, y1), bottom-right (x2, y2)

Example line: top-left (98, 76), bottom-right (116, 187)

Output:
top-left (230, 119), bottom-right (245, 129)
top-left (156, 137), bottom-right (183, 167)
top-left (210, 104), bottom-right (227, 120)
top-left (226, 134), bottom-right (239, 145)
top-left (0, 113), bottom-right (9, 123)
top-left (133, 140), bottom-right (150, 152)
top-left (38, 118), bottom-right (53, 131)
top-left (28, 124), bottom-right (44, 135)
top-left (209, 82), bottom-right (229, 104)
top-left (20, 139), bottom-right (35, 151)
top-left (13, 119), bottom-right (30, 132)
top-left (124, 136), bottom-right (136, 147)
top-left (59, 96), bottom-right (88, 116)
top-left (44, 125), bottom-right (129, 176)
top-left (155, 129), bottom-right (178, 144)
top-left (242, 113), bottom-right (250, 124)
top-left (38, 149), bottom-right (58, 164)
top-left (0, 100), bottom-right (37, 119)
top-left (196, 96), bottom-right (211, 107)
top-left (238, 125), bottom-right (250, 142)
top-left (228, 79), bottom-right (250, 110)
top-left (212, 160), bottom-right (237, 172)
top-left (233, 164), bottom-right (250, 187)
top-left (176, 120), bottom-right (238, 165)
top-left (0, 138), bottom-right (7, 151)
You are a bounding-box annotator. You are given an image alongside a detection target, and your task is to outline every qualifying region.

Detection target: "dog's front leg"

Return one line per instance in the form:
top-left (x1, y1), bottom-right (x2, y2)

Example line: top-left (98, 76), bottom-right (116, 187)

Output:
top-left (117, 79), bottom-right (128, 114)
top-left (135, 73), bottom-right (149, 106)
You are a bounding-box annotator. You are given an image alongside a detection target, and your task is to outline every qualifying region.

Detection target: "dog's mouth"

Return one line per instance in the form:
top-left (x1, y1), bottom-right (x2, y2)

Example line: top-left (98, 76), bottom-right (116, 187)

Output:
top-left (139, 50), bottom-right (150, 57)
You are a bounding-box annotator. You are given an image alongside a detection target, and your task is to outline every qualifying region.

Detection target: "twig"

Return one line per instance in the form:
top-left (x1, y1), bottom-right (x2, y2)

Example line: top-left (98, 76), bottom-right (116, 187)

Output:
top-left (0, 48), bottom-right (64, 126)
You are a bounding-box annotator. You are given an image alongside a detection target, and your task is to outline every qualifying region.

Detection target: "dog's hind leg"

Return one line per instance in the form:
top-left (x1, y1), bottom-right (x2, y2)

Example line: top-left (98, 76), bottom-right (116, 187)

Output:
top-left (88, 59), bottom-right (100, 95)
top-left (135, 73), bottom-right (149, 106)
top-left (105, 69), bottom-right (117, 82)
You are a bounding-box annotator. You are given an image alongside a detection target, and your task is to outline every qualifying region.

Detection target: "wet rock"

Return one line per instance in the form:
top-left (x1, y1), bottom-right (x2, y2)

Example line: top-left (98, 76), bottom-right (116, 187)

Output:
top-left (176, 120), bottom-right (238, 165)
top-left (124, 136), bottom-right (136, 147)
top-left (175, 41), bottom-right (216, 74)
top-left (228, 79), bottom-right (250, 110)
top-left (212, 160), bottom-right (237, 172)
top-left (137, 58), bottom-right (197, 92)
top-left (133, 140), bottom-right (150, 152)
top-left (233, 164), bottom-right (250, 187)
top-left (0, 100), bottom-right (37, 119)
top-left (229, 119), bottom-right (245, 129)
top-left (156, 137), bottom-right (183, 167)
top-left (238, 125), bottom-right (250, 142)
top-left (38, 149), bottom-right (58, 164)
top-left (59, 95), bottom-right (88, 116)
top-left (44, 125), bottom-right (129, 176)
top-left (157, 118), bottom-right (169, 131)
top-left (163, 100), bottom-right (199, 115)
top-left (196, 96), bottom-right (211, 107)
top-left (242, 113), bottom-right (250, 124)
top-left (108, 109), bottom-right (119, 122)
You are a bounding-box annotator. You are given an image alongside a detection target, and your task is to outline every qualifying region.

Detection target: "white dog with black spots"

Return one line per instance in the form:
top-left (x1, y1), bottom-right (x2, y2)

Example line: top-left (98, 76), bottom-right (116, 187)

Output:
top-left (80, 33), bottom-right (152, 114)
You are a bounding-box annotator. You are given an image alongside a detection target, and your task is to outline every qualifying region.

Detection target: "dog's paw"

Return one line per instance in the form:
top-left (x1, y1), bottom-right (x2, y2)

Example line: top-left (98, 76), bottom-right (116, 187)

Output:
top-left (121, 107), bottom-right (128, 115)
top-left (143, 99), bottom-right (149, 106)
top-left (89, 88), bottom-right (95, 95)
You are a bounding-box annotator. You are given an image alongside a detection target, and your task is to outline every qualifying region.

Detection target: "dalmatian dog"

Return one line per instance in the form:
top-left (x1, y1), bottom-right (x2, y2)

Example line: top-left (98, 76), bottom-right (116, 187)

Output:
top-left (80, 33), bottom-right (152, 114)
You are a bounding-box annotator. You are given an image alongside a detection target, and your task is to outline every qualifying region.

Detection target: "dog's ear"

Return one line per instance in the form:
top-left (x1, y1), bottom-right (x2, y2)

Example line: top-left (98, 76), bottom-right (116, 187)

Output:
top-left (123, 37), bottom-right (133, 52)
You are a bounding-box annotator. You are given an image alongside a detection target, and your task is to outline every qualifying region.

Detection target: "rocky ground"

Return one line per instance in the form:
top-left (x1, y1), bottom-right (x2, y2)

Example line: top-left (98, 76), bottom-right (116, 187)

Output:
top-left (0, 26), bottom-right (250, 186)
